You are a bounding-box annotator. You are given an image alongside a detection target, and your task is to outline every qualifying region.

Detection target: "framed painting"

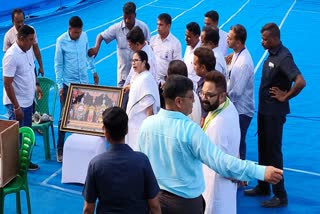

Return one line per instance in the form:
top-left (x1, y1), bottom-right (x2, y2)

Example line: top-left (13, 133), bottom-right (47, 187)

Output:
top-left (60, 83), bottom-right (123, 136)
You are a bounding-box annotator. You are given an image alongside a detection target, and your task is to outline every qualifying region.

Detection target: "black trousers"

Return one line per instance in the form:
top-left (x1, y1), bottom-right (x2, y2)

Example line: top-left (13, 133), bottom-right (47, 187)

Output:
top-left (159, 190), bottom-right (205, 214)
top-left (239, 114), bottom-right (252, 160)
top-left (57, 84), bottom-right (68, 152)
top-left (257, 113), bottom-right (287, 198)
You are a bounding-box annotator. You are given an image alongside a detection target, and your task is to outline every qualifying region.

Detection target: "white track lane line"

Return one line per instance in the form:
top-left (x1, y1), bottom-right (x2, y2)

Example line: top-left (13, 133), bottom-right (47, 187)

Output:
top-left (40, 168), bottom-right (82, 195)
top-left (40, 163), bottom-right (320, 196)
top-left (0, 0), bottom-right (158, 70)
top-left (35, 0), bottom-right (159, 52)
top-left (95, 0), bottom-right (206, 63)
top-left (254, 0), bottom-right (297, 74)
top-left (219, 0), bottom-right (250, 29)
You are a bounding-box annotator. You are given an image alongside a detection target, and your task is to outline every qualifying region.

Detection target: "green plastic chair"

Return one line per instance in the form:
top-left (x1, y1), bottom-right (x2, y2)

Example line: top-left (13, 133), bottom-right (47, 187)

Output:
top-left (32, 77), bottom-right (58, 160)
top-left (0, 127), bottom-right (35, 214)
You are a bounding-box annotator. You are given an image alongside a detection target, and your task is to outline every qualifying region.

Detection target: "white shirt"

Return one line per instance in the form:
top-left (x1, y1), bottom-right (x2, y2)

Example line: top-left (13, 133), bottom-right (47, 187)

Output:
top-left (150, 33), bottom-right (182, 84)
top-left (3, 26), bottom-right (38, 52)
top-left (212, 47), bottom-right (227, 76)
top-left (184, 40), bottom-right (201, 90)
top-left (226, 48), bottom-right (254, 117)
top-left (100, 19), bottom-right (150, 83)
top-left (218, 29), bottom-right (228, 56)
top-left (2, 42), bottom-right (36, 107)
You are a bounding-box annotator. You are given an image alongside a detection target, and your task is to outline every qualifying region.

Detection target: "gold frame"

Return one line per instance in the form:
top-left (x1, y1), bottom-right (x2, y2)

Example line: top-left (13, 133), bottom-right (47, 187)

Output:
top-left (60, 83), bottom-right (123, 136)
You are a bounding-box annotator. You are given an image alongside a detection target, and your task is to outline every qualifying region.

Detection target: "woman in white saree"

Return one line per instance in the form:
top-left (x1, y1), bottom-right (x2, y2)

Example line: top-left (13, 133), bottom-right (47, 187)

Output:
top-left (125, 50), bottom-right (160, 150)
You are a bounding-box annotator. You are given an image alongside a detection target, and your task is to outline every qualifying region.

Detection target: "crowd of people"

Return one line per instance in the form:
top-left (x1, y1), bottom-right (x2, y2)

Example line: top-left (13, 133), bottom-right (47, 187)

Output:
top-left (2, 1), bottom-right (306, 214)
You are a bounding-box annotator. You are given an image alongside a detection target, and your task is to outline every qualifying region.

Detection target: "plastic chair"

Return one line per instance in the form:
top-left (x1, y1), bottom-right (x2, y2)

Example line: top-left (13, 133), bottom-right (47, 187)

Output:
top-left (0, 127), bottom-right (35, 214)
top-left (32, 77), bottom-right (58, 160)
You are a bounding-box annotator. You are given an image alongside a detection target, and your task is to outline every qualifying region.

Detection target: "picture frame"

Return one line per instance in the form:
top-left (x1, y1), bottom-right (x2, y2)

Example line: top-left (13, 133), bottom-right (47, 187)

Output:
top-left (60, 83), bottom-right (123, 136)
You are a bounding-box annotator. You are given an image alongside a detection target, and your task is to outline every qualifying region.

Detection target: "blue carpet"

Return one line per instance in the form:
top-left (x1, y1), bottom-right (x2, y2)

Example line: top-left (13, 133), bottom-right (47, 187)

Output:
top-left (1, 0), bottom-right (320, 213)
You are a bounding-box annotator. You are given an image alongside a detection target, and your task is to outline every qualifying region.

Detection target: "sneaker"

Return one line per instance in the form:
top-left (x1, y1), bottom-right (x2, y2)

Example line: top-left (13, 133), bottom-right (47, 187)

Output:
top-left (28, 162), bottom-right (40, 171)
top-left (56, 151), bottom-right (63, 163)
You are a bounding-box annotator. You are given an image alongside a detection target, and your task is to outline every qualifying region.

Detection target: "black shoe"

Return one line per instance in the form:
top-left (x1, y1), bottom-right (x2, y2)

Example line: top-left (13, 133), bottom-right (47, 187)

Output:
top-left (28, 162), bottom-right (40, 171)
top-left (244, 186), bottom-right (270, 196)
top-left (261, 196), bottom-right (288, 208)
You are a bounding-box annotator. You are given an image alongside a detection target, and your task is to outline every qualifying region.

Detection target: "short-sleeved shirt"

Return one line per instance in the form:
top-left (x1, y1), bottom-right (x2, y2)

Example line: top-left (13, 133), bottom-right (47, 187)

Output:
top-left (258, 43), bottom-right (301, 116)
top-left (3, 26), bottom-right (38, 52)
top-left (100, 19), bottom-right (150, 82)
top-left (150, 33), bottom-right (182, 83)
top-left (82, 144), bottom-right (159, 214)
top-left (2, 42), bottom-right (36, 107)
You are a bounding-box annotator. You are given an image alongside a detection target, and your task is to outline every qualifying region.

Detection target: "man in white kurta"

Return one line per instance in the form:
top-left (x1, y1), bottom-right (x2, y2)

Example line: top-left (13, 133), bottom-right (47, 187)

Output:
top-left (126, 70), bottom-right (160, 151)
top-left (200, 71), bottom-right (240, 214)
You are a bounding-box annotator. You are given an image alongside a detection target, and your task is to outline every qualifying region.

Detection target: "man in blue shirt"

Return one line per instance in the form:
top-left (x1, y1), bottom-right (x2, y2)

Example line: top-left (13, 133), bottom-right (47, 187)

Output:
top-left (82, 107), bottom-right (160, 214)
top-left (138, 75), bottom-right (284, 213)
top-left (55, 16), bottom-right (99, 162)
top-left (226, 24), bottom-right (254, 161)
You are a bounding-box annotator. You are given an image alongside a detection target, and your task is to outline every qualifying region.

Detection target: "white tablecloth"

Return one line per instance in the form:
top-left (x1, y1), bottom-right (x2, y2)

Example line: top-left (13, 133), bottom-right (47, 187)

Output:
top-left (61, 133), bottom-right (106, 184)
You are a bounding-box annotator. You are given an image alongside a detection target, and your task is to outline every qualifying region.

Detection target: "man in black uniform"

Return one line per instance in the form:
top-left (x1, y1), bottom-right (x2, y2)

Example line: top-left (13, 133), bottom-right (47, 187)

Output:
top-left (244, 23), bottom-right (306, 208)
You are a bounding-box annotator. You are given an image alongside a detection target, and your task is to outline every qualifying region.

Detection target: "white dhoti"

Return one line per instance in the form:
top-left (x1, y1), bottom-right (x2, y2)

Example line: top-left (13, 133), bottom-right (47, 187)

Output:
top-left (203, 101), bottom-right (240, 214)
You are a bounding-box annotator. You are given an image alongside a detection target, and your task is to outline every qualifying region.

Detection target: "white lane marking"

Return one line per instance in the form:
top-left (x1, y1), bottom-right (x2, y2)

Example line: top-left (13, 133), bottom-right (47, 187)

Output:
top-left (115, 0), bottom-right (206, 58)
top-left (171, 0), bottom-right (205, 22)
top-left (40, 168), bottom-right (82, 195)
top-left (284, 167), bottom-right (320, 177)
top-left (34, 0), bottom-right (159, 52)
top-left (292, 9), bottom-right (320, 14)
top-left (148, 5), bottom-right (186, 10)
top-left (96, 51), bottom-right (117, 65)
top-left (219, 0), bottom-right (251, 29)
top-left (254, 0), bottom-right (297, 74)
top-left (39, 162), bottom-right (320, 197)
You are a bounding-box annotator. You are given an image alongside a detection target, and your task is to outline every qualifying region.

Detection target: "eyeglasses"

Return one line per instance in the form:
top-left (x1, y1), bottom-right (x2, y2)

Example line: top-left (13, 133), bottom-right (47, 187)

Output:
top-left (131, 59), bottom-right (141, 63)
top-left (198, 90), bottom-right (220, 99)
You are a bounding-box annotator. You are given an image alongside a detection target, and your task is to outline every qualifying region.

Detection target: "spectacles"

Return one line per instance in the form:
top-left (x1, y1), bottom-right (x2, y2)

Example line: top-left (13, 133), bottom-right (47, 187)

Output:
top-left (131, 59), bottom-right (141, 63)
top-left (198, 91), bottom-right (220, 99)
